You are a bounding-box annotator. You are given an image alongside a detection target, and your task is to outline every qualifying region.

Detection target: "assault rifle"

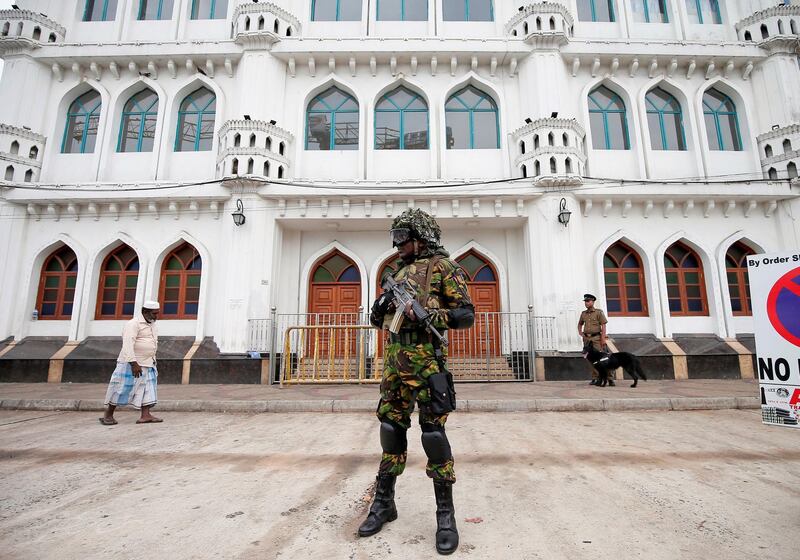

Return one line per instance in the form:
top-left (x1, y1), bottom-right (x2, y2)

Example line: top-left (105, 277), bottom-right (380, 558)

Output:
top-left (381, 276), bottom-right (448, 347)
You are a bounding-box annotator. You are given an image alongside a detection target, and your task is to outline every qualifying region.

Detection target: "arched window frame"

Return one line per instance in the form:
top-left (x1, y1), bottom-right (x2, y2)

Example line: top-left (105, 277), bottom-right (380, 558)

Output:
top-left (645, 87), bottom-right (686, 151)
top-left (702, 88), bottom-right (743, 151)
top-left (175, 87), bottom-right (216, 152)
top-left (36, 246), bottom-right (78, 320)
top-left (305, 87), bottom-right (359, 150)
top-left (685, 0), bottom-right (721, 24)
top-left (158, 242), bottom-right (202, 319)
top-left (725, 241), bottom-right (754, 317)
top-left (61, 90), bottom-right (102, 154)
top-left (442, 0), bottom-right (494, 22)
top-left (444, 85), bottom-right (500, 149)
top-left (311, 0), bottom-right (362, 21)
top-left (117, 89), bottom-right (159, 153)
top-left (588, 85), bottom-right (630, 150)
top-left (577, 0), bottom-right (616, 22)
top-left (96, 245), bottom-right (140, 320)
top-left (603, 241), bottom-right (648, 316)
top-left (83, 0), bottom-right (118, 22)
top-left (631, 0), bottom-right (668, 23)
top-left (138, 0), bottom-right (174, 20)
top-left (664, 242), bottom-right (708, 316)
top-left (190, 0), bottom-right (228, 19)
top-left (377, 0), bottom-right (428, 21)
top-left (375, 86), bottom-right (429, 150)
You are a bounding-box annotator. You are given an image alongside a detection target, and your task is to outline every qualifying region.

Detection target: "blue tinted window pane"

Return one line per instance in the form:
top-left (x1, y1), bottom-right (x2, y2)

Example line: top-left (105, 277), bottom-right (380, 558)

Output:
top-left (164, 302), bottom-right (179, 314)
top-left (474, 267), bottom-right (496, 281)
top-left (379, 0), bottom-right (402, 19)
top-left (606, 112), bottom-right (628, 149)
top-left (184, 303), bottom-right (199, 316)
top-left (41, 303), bottom-right (57, 316)
top-left (62, 303), bottom-right (74, 316)
top-left (307, 113), bottom-right (331, 150)
top-left (177, 113), bottom-right (199, 151)
top-left (468, 0), bottom-right (493, 21)
top-left (101, 303), bottom-right (116, 315)
top-left (607, 300), bottom-right (622, 312)
top-left (339, 266), bottom-right (361, 282)
top-left (334, 112), bottom-right (359, 150)
top-left (403, 112), bottom-right (428, 150)
top-left (122, 303), bottom-right (134, 316)
top-left (405, 0), bottom-right (427, 20)
top-left (375, 112), bottom-right (401, 150)
top-left (668, 299), bottom-right (682, 312)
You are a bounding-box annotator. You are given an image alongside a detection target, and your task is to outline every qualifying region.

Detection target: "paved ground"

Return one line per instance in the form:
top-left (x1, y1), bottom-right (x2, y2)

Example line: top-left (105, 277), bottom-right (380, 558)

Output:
top-left (0, 379), bottom-right (761, 412)
top-left (1, 408), bottom-right (798, 559)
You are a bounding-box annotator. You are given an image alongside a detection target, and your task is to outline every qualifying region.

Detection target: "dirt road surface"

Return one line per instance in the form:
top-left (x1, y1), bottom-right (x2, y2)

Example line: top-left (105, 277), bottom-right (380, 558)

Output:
top-left (1, 409), bottom-right (798, 559)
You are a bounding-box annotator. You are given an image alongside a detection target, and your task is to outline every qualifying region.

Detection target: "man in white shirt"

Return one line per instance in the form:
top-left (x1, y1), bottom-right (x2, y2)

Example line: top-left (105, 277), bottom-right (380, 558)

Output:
top-left (99, 300), bottom-right (162, 425)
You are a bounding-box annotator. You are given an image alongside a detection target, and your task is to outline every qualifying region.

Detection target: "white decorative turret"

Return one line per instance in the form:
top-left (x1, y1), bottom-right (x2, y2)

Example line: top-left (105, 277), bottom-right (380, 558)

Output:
top-left (0, 124), bottom-right (45, 184)
top-left (232, 2), bottom-right (301, 48)
top-left (217, 120), bottom-right (294, 180)
top-left (735, 6), bottom-right (800, 52)
top-left (0, 8), bottom-right (65, 54)
top-left (505, 3), bottom-right (573, 48)
top-left (757, 124), bottom-right (800, 181)
top-left (512, 118), bottom-right (585, 183)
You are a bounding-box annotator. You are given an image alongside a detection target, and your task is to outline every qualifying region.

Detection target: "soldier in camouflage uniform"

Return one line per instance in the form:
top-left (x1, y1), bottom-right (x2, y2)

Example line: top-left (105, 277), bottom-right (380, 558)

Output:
top-left (358, 209), bottom-right (474, 555)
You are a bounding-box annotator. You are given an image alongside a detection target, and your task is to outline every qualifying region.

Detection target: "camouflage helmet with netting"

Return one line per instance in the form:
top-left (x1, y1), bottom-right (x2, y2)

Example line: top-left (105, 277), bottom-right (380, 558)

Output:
top-left (391, 208), bottom-right (442, 247)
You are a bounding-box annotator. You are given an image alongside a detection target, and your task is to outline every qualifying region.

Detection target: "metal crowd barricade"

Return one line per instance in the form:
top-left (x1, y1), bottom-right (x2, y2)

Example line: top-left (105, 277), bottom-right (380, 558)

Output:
top-left (246, 310), bottom-right (559, 384)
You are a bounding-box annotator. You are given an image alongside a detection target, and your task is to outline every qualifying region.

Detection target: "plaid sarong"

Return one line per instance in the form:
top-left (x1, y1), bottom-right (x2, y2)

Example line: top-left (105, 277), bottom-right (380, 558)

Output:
top-left (104, 362), bottom-right (158, 409)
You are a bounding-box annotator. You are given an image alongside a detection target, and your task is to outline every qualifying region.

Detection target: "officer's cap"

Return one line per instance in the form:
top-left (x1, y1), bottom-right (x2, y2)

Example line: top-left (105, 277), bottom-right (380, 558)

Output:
top-left (582, 294), bottom-right (596, 301)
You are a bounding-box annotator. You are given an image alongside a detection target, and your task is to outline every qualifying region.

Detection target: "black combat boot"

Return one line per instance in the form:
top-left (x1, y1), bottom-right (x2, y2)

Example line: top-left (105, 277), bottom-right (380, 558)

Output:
top-left (358, 473), bottom-right (397, 537)
top-left (433, 480), bottom-right (459, 555)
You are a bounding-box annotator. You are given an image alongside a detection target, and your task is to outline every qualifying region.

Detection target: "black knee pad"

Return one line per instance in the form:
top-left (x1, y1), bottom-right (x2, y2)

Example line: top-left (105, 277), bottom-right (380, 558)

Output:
top-left (380, 421), bottom-right (408, 455)
top-left (420, 424), bottom-right (452, 464)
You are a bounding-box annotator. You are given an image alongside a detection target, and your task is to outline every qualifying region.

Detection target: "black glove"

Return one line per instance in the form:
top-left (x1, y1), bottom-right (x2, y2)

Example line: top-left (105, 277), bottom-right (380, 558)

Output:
top-left (370, 292), bottom-right (394, 327)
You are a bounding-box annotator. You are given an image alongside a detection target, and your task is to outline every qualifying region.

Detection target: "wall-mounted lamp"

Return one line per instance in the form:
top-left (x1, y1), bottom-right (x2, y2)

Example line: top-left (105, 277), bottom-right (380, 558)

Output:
top-left (231, 199), bottom-right (246, 226)
top-left (557, 198), bottom-right (571, 227)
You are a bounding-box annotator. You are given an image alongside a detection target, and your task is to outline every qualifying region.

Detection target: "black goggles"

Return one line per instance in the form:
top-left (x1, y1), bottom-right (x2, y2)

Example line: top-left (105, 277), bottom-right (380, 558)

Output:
top-left (390, 228), bottom-right (413, 247)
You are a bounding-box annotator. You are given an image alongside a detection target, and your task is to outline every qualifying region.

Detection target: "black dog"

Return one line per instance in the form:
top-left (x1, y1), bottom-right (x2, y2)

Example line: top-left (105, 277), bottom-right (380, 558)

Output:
top-left (583, 345), bottom-right (647, 388)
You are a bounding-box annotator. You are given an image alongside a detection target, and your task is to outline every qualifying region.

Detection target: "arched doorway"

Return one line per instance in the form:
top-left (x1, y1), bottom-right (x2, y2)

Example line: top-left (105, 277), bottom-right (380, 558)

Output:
top-left (308, 249), bottom-right (361, 355)
top-left (453, 250), bottom-right (501, 356)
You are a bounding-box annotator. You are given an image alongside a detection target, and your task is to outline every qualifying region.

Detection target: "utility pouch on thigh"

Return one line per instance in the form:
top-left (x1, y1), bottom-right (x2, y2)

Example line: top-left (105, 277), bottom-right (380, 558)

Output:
top-left (425, 368), bottom-right (456, 415)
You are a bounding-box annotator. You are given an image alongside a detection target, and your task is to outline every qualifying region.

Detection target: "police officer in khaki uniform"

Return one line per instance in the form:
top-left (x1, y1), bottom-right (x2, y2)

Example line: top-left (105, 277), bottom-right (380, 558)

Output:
top-left (577, 293), bottom-right (614, 386)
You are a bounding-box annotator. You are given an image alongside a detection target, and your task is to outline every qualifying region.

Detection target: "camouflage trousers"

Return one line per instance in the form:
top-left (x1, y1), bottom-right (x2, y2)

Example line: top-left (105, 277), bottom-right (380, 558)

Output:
top-left (375, 341), bottom-right (455, 482)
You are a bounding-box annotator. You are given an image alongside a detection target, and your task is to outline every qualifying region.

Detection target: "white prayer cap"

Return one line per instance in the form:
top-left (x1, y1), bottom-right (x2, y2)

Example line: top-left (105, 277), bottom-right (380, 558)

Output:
top-left (143, 300), bottom-right (160, 310)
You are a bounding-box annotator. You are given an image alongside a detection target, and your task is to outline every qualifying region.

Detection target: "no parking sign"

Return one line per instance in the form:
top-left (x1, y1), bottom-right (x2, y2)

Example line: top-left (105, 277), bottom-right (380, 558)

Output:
top-left (748, 250), bottom-right (800, 428)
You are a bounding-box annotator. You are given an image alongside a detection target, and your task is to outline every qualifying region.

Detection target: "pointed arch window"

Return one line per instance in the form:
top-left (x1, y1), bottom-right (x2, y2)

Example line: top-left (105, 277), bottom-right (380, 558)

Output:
top-left (377, 0), bottom-right (427, 20)
top-left (664, 242), bottom-right (708, 316)
top-left (83, 0), bottom-right (118, 21)
top-left (311, 0), bottom-right (362, 21)
top-left (445, 86), bottom-right (499, 149)
top-left (159, 242), bottom-right (202, 319)
top-left (175, 87), bottom-right (216, 152)
top-left (62, 90), bottom-right (102, 154)
top-left (375, 86), bottom-right (429, 150)
top-left (442, 0), bottom-right (493, 21)
top-left (577, 0), bottom-right (615, 22)
top-left (190, 0), bottom-right (228, 19)
top-left (588, 85), bottom-right (630, 150)
top-left (604, 242), bottom-right (648, 316)
top-left (646, 87), bottom-right (686, 151)
top-left (96, 244), bottom-right (139, 319)
top-left (685, 0), bottom-right (721, 24)
top-left (306, 87), bottom-right (359, 150)
top-left (631, 0), bottom-right (667, 23)
top-left (138, 0), bottom-right (174, 19)
top-left (36, 246), bottom-right (78, 320)
top-left (725, 241), bottom-right (755, 316)
top-left (118, 89), bottom-right (159, 152)
top-left (702, 88), bottom-right (742, 151)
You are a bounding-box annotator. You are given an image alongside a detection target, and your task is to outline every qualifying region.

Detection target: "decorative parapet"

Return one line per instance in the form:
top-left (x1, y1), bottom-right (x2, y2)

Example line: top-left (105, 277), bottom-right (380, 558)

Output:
top-left (735, 6), bottom-right (800, 50)
top-left (0, 9), bottom-right (65, 54)
top-left (0, 124), bottom-right (45, 183)
top-left (232, 2), bottom-right (301, 48)
top-left (505, 3), bottom-right (573, 48)
top-left (512, 118), bottom-right (586, 179)
top-left (217, 119), bottom-right (293, 180)
top-left (757, 123), bottom-right (800, 181)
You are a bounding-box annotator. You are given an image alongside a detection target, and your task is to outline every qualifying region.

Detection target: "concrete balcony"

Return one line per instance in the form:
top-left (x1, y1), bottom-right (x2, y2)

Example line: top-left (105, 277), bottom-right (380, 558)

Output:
top-left (217, 119), bottom-right (294, 180)
top-left (0, 124), bottom-right (45, 184)
top-left (505, 2), bottom-right (573, 49)
top-left (232, 1), bottom-right (301, 49)
top-left (512, 117), bottom-right (586, 180)
top-left (0, 8), bottom-right (65, 54)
